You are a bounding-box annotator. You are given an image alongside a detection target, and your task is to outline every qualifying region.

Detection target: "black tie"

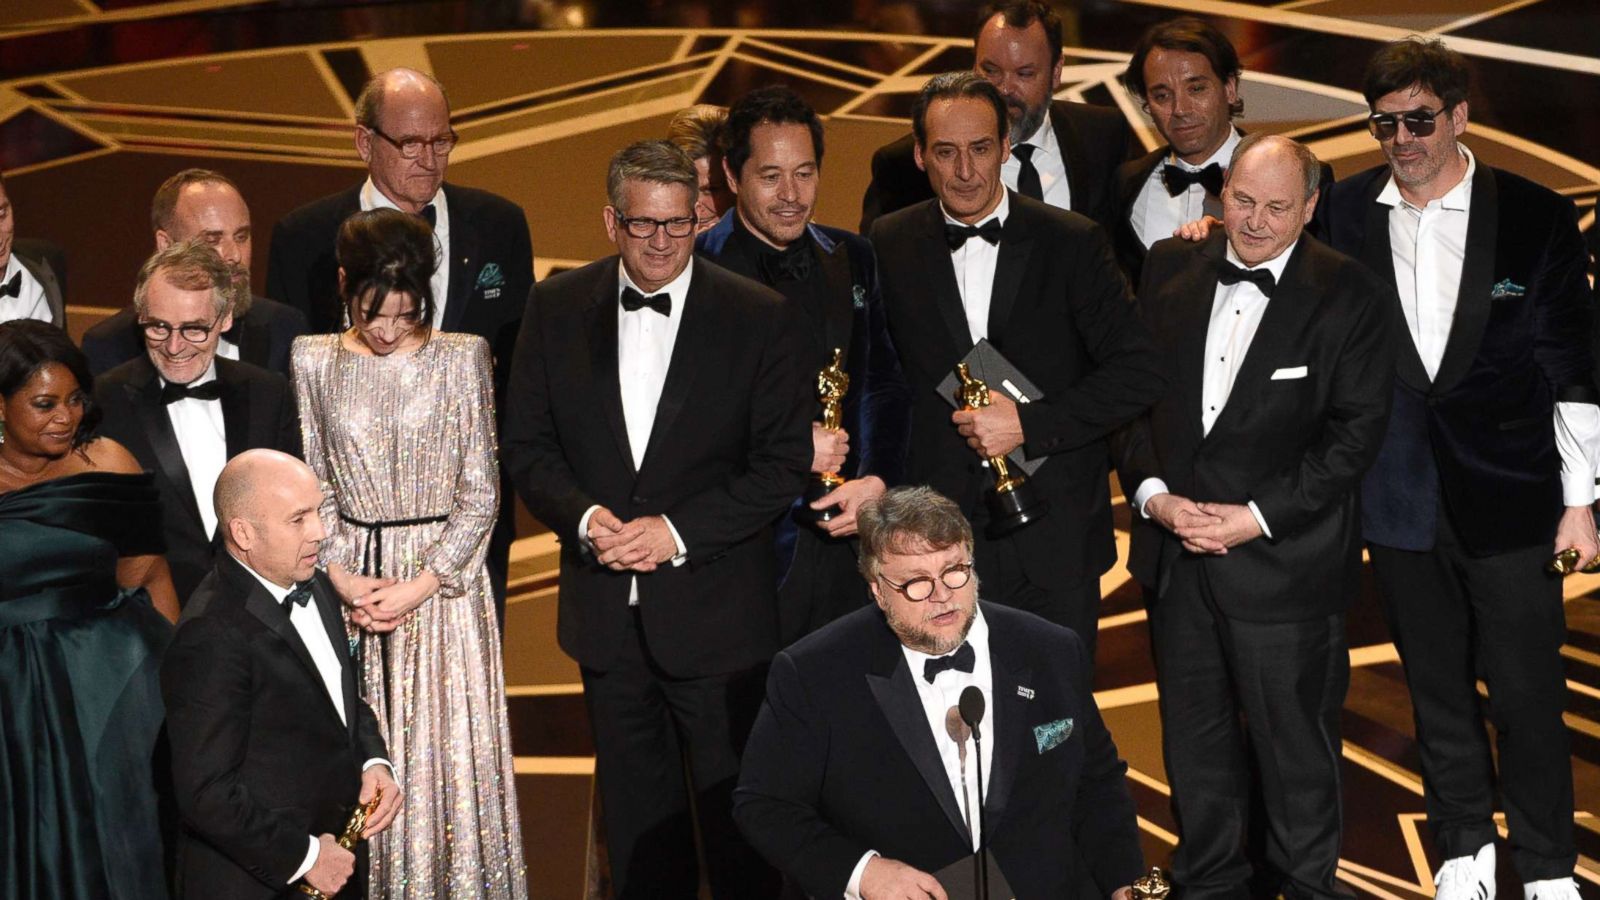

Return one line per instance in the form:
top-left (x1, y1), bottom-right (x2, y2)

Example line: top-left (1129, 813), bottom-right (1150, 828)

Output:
top-left (1161, 163), bottom-right (1224, 199)
top-left (620, 287), bottom-right (671, 316)
top-left (758, 243), bottom-right (814, 284)
top-left (0, 271), bottom-right (20, 299)
top-left (923, 641), bottom-right (976, 684)
top-left (945, 219), bottom-right (1004, 252)
top-left (1217, 260), bottom-right (1276, 298)
top-left (160, 380), bottom-right (224, 405)
top-left (283, 581), bottom-right (314, 609)
top-left (419, 204), bottom-right (437, 229)
top-left (1012, 143), bottom-right (1043, 201)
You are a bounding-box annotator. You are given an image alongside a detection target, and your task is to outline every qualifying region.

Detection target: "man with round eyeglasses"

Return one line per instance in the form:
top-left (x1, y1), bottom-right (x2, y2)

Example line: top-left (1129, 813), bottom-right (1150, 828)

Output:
top-left (95, 241), bottom-right (300, 605)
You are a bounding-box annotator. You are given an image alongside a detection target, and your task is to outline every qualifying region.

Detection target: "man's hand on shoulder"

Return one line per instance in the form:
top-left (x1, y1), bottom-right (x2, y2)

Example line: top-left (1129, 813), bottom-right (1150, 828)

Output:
top-left (303, 834), bottom-right (354, 895)
top-left (860, 855), bottom-right (948, 900)
top-left (1174, 215), bottom-right (1222, 242)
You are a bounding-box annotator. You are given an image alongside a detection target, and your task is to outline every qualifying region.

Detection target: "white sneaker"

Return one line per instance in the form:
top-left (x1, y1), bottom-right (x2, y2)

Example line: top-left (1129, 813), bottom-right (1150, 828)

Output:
top-left (1524, 878), bottom-right (1582, 900)
top-left (1435, 843), bottom-right (1497, 900)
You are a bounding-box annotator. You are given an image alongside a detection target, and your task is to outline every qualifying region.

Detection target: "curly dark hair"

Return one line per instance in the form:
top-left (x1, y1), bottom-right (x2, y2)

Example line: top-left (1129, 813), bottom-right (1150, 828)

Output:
top-left (336, 208), bottom-right (436, 328)
top-left (0, 320), bottom-right (102, 449)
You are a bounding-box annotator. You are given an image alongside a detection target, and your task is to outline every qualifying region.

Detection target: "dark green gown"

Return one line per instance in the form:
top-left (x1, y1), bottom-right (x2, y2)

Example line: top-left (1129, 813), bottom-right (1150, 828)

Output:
top-left (0, 471), bottom-right (174, 900)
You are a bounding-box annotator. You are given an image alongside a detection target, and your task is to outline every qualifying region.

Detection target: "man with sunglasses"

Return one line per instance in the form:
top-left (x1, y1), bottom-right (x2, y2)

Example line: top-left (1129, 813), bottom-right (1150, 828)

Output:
top-left (736, 485), bottom-right (1143, 899)
top-left (96, 241), bottom-right (300, 605)
top-left (267, 67), bottom-right (533, 623)
top-left (504, 140), bottom-right (811, 899)
top-left (1315, 38), bottom-right (1596, 900)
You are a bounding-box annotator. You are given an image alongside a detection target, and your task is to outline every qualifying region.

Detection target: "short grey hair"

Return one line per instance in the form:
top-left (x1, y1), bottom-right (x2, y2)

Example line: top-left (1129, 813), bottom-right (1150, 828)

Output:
top-left (353, 68), bottom-right (450, 130)
top-left (132, 240), bottom-right (235, 320)
top-left (857, 486), bottom-right (975, 580)
top-left (1228, 132), bottom-right (1322, 201)
top-left (606, 140), bottom-right (698, 210)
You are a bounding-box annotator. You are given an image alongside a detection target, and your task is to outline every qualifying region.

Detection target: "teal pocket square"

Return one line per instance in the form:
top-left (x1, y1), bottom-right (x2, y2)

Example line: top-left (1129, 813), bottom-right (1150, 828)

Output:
top-left (1034, 717), bottom-right (1074, 754)
top-left (1490, 278), bottom-right (1526, 299)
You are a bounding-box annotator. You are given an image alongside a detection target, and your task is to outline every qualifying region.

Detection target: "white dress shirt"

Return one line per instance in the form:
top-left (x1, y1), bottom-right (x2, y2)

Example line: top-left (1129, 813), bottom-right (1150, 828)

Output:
top-left (361, 178), bottom-right (451, 331)
top-left (1130, 127), bottom-right (1240, 251)
top-left (576, 261), bottom-right (691, 604)
top-left (1378, 145), bottom-right (1599, 504)
top-left (1133, 240), bottom-right (1296, 538)
top-left (945, 190), bottom-right (1011, 345)
top-left (1002, 112), bottom-right (1072, 212)
top-left (0, 255), bottom-right (51, 324)
top-left (162, 361), bottom-right (228, 539)
top-left (845, 609), bottom-right (996, 899)
top-left (237, 561), bottom-right (392, 884)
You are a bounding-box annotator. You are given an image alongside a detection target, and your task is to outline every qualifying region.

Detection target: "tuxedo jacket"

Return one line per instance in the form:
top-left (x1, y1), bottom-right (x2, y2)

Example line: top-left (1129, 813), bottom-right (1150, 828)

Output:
top-left (1316, 163), bottom-right (1596, 555)
top-left (503, 256), bottom-right (813, 678)
top-left (11, 247), bottom-right (66, 327)
top-left (265, 182), bottom-right (533, 394)
top-left (695, 217), bottom-right (912, 579)
top-left (734, 602), bottom-right (1144, 899)
top-left (82, 296), bottom-right (310, 377)
top-left (1112, 142), bottom-right (1333, 284)
top-left (1119, 232), bottom-right (1397, 621)
top-left (859, 99), bottom-right (1134, 235)
top-left (160, 555), bottom-right (387, 899)
top-left (870, 193), bottom-right (1166, 585)
top-left (95, 356), bottom-right (300, 603)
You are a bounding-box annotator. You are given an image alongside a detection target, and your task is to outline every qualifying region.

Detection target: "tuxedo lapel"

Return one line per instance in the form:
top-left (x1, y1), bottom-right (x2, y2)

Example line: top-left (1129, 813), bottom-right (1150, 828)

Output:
top-left (231, 557), bottom-right (347, 730)
top-left (1170, 236), bottom-right (1225, 443)
top-left (987, 196), bottom-right (1034, 346)
top-left (865, 637), bottom-right (972, 845)
top-left (1359, 178), bottom-right (1431, 392)
top-left (983, 621), bottom-right (1033, 833)
top-left (231, 304), bottom-right (272, 369)
top-left (918, 203), bottom-right (977, 357)
top-left (443, 194), bottom-right (478, 333)
top-left (127, 367), bottom-right (205, 531)
top-left (309, 572), bottom-right (359, 738)
top-left (1208, 240), bottom-right (1321, 437)
top-left (638, 265), bottom-right (712, 473)
top-left (813, 228), bottom-right (856, 357)
top-left (1051, 104), bottom-right (1092, 213)
top-left (1430, 165), bottom-right (1497, 394)
top-left (585, 260), bottom-right (635, 476)
top-left (217, 362), bottom-right (252, 460)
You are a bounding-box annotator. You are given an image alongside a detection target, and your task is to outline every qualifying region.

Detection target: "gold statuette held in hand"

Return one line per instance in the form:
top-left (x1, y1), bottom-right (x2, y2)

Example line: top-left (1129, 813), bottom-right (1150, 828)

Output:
top-left (297, 789), bottom-right (383, 900)
top-left (1131, 866), bottom-right (1172, 900)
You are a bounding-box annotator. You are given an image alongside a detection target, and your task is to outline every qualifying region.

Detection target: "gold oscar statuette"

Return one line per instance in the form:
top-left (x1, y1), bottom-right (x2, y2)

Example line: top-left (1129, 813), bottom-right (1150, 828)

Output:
top-left (297, 789), bottom-right (382, 900)
top-left (1131, 866), bottom-right (1172, 900)
top-left (798, 348), bottom-right (850, 525)
top-left (955, 362), bottom-right (1047, 534)
top-left (1549, 536), bottom-right (1600, 575)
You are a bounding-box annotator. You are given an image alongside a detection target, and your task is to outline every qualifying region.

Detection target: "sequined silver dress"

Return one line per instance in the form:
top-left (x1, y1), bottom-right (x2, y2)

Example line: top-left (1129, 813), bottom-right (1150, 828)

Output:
top-left (293, 333), bottom-right (527, 899)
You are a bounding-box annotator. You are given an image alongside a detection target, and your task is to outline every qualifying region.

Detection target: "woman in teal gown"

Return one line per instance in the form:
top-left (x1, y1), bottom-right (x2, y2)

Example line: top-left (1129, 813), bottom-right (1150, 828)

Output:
top-left (0, 320), bottom-right (179, 900)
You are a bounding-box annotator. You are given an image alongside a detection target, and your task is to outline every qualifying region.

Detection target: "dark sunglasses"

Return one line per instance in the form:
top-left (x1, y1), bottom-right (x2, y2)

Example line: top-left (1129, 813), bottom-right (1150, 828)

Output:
top-left (1366, 105), bottom-right (1453, 141)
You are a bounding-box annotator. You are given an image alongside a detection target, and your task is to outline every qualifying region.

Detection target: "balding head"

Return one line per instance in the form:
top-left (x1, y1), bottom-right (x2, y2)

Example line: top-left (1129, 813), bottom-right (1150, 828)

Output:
top-left (216, 450), bottom-right (327, 587)
top-left (353, 68), bottom-right (453, 213)
top-left (1220, 133), bottom-right (1320, 267)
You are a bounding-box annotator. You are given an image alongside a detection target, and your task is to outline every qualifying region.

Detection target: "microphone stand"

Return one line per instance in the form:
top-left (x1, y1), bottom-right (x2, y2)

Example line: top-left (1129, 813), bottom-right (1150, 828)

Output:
top-left (972, 719), bottom-right (989, 900)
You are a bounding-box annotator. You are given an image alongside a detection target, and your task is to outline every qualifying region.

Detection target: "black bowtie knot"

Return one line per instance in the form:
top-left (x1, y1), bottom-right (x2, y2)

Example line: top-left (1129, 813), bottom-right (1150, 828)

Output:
top-left (282, 581), bottom-right (314, 609)
top-left (1161, 162), bottom-right (1225, 198)
top-left (419, 203), bottom-right (437, 229)
top-left (759, 243), bottom-right (814, 284)
top-left (160, 380), bottom-right (224, 405)
top-left (1217, 260), bottom-right (1276, 297)
top-left (0, 270), bottom-right (21, 299)
top-left (923, 641), bottom-right (976, 684)
top-left (621, 286), bottom-right (672, 316)
top-left (944, 219), bottom-right (1003, 251)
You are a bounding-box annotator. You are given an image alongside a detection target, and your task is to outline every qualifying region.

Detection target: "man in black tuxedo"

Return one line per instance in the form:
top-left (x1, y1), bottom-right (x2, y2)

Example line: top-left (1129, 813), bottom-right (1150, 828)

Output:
top-left (0, 174), bottom-right (66, 327)
top-left (735, 485), bottom-right (1143, 899)
top-left (503, 140), bottom-right (811, 898)
top-left (82, 169), bottom-right (310, 377)
top-left (870, 71), bottom-right (1165, 658)
top-left (162, 449), bottom-right (401, 899)
top-left (696, 85), bottom-right (911, 644)
top-left (1314, 39), bottom-right (1595, 900)
top-left (1121, 134), bottom-right (1396, 900)
top-left (859, 0), bottom-right (1133, 235)
top-left (96, 243), bottom-right (299, 605)
top-left (266, 67), bottom-right (533, 619)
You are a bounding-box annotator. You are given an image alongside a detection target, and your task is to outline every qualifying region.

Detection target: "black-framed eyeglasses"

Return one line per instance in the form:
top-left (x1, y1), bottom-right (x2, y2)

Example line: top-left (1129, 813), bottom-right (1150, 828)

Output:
top-left (367, 125), bottom-right (459, 160)
top-left (878, 561), bottom-right (974, 602)
top-left (1367, 105), bottom-right (1452, 141)
top-left (139, 317), bottom-right (224, 343)
top-left (614, 212), bottom-right (697, 239)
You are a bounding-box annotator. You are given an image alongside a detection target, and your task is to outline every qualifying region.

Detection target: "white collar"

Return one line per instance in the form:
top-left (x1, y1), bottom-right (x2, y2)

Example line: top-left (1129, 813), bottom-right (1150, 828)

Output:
top-left (1377, 144), bottom-right (1475, 213)
top-left (234, 554), bottom-right (295, 602)
top-left (617, 255), bottom-right (694, 315)
top-left (899, 604), bottom-right (990, 672)
top-left (1014, 110), bottom-right (1057, 155)
top-left (360, 177), bottom-right (443, 216)
top-left (941, 187), bottom-right (1011, 230)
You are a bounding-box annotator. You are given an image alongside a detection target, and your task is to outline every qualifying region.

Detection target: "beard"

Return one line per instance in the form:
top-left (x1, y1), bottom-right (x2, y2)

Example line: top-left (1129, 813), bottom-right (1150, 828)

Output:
top-left (884, 597), bottom-right (976, 655)
top-left (1008, 98), bottom-right (1047, 146)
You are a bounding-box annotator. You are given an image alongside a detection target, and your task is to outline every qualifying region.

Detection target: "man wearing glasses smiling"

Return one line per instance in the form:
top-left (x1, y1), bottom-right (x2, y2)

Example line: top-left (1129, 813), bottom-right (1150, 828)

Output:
top-left (1316, 38), bottom-right (1596, 900)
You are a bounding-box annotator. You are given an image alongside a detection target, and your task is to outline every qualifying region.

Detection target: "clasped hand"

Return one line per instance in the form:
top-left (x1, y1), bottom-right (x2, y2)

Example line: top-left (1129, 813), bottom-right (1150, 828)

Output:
top-left (1145, 493), bottom-right (1262, 555)
top-left (951, 391), bottom-right (1024, 459)
top-left (327, 562), bottom-right (434, 633)
top-left (588, 508), bottom-right (680, 572)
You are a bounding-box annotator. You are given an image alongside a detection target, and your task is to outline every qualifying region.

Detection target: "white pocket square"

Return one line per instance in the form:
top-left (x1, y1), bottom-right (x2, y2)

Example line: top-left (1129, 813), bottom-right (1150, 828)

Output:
top-left (1270, 366), bottom-right (1308, 381)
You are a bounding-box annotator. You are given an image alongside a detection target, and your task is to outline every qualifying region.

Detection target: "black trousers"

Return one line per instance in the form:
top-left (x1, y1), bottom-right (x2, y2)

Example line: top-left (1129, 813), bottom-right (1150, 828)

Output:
top-left (1368, 511), bottom-right (1575, 881)
top-left (1148, 562), bottom-right (1351, 900)
top-left (775, 526), bottom-right (869, 647)
top-left (580, 608), bottom-right (779, 900)
top-left (973, 528), bottom-right (1102, 660)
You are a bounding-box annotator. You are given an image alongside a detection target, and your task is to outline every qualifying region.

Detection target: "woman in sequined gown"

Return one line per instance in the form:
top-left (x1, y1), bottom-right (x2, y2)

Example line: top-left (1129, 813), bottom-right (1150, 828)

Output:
top-left (291, 209), bottom-right (527, 898)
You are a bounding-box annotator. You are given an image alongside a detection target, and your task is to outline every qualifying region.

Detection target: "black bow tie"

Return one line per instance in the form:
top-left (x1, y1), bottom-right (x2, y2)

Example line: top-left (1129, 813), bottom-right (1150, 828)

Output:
top-left (945, 219), bottom-right (1003, 251)
top-left (1217, 260), bottom-right (1276, 297)
top-left (1161, 162), bottom-right (1224, 198)
top-left (0, 270), bottom-right (21, 299)
top-left (923, 641), bottom-right (976, 683)
top-left (420, 203), bottom-right (437, 229)
top-left (621, 286), bottom-right (671, 316)
top-left (759, 244), bottom-right (814, 284)
top-left (283, 581), bottom-right (314, 609)
top-left (160, 380), bottom-right (224, 405)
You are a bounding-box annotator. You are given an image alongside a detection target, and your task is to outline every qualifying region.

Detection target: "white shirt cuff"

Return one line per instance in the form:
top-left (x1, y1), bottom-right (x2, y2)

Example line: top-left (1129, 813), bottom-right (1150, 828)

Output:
top-left (1555, 401), bottom-right (1600, 506)
top-left (661, 515), bottom-right (688, 566)
top-left (844, 850), bottom-right (879, 900)
top-left (289, 835), bottom-right (318, 885)
top-left (1246, 500), bottom-right (1273, 539)
top-left (1132, 478), bottom-right (1169, 519)
top-left (362, 758), bottom-right (393, 777)
top-left (578, 504), bottom-right (601, 553)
